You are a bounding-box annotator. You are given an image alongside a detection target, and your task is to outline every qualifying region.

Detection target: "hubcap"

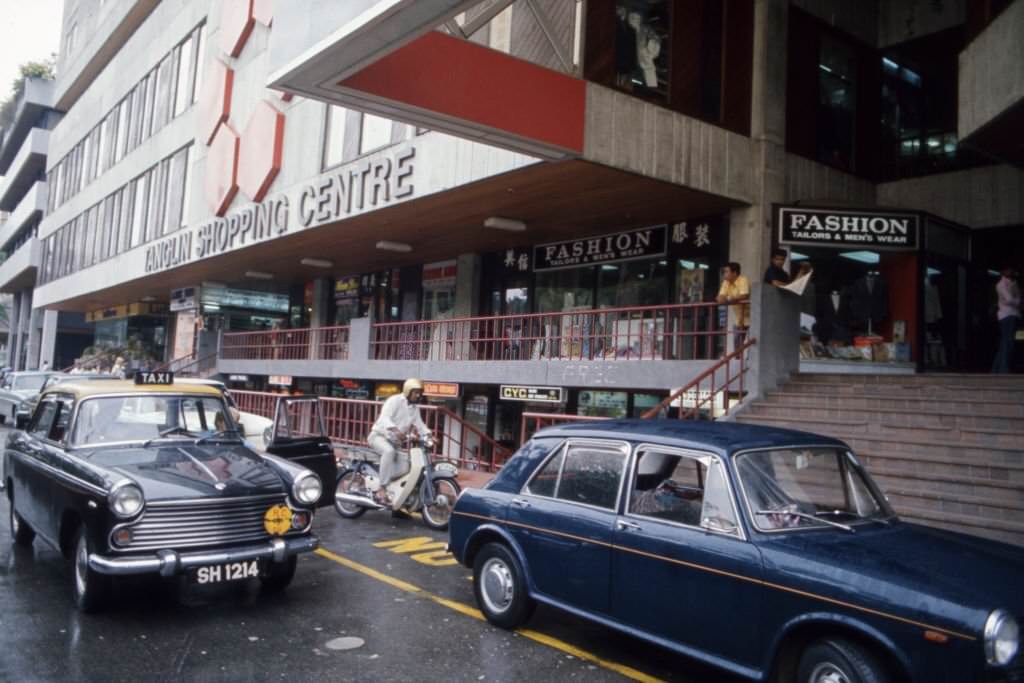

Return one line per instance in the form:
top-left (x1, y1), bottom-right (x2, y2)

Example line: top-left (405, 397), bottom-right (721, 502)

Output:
top-left (10, 508), bottom-right (19, 534)
top-left (480, 557), bottom-right (514, 614)
top-left (809, 663), bottom-right (850, 683)
top-left (75, 536), bottom-right (89, 597)
top-left (336, 473), bottom-right (364, 513)
top-left (425, 483), bottom-right (455, 524)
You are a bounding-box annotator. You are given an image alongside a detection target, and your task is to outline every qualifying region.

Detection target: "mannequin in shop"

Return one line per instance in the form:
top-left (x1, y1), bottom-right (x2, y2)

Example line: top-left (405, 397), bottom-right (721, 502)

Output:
top-left (924, 274), bottom-right (947, 367)
top-left (814, 287), bottom-right (852, 345)
top-left (847, 270), bottom-right (890, 336)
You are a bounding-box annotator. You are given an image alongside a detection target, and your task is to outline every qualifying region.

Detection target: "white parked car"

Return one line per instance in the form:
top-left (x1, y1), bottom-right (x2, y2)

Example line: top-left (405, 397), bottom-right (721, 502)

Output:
top-left (174, 378), bottom-right (273, 451)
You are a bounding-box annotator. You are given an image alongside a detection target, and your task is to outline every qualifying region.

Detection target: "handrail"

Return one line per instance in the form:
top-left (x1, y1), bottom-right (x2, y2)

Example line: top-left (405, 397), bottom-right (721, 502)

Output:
top-left (519, 412), bottom-right (609, 444)
top-left (641, 338), bottom-right (756, 420)
top-left (221, 325), bottom-right (350, 361)
top-left (159, 351), bottom-right (218, 376)
top-left (154, 352), bottom-right (195, 372)
top-left (434, 404), bottom-right (514, 471)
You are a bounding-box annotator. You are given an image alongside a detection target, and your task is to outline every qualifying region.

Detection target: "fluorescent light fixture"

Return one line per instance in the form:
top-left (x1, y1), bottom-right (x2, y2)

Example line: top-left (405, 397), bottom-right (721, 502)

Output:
top-left (790, 251), bottom-right (809, 261)
top-left (300, 257), bottom-right (333, 268)
top-left (204, 303), bottom-right (221, 311)
top-left (140, 296), bottom-right (157, 302)
top-left (376, 240), bottom-right (412, 253)
top-left (927, 267), bottom-right (942, 276)
top-left (839, 251), bottom-right (880, 265)
top-left (245, 270), bottom-right (274, 280)
top-left (601, 264), bottom-right (619, 271)
top-left (988, 269), bottom-right (1001, 277)
top-left (483, 217), bottom-right (527, 232)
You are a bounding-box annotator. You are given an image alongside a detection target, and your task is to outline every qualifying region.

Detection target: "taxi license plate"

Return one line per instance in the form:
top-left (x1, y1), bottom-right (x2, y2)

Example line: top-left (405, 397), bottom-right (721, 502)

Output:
top-left (190, 560), bottom-right (260, 585)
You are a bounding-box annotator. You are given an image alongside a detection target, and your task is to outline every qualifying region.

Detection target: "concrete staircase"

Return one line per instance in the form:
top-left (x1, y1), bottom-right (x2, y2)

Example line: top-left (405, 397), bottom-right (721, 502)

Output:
top-left (734, 373), bottom-right (1024, 546)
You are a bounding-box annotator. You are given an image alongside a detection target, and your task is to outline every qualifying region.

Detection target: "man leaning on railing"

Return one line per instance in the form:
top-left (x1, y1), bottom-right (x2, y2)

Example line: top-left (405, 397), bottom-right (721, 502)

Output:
top-left (716, 262), bottom-right (751, 354)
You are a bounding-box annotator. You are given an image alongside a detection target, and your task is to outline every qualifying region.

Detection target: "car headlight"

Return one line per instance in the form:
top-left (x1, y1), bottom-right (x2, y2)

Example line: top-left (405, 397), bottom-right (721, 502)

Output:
top-left (109, 482), bottom-right (145, 519)
top-left (292, 472), bottom-right (322, 506)
top-left (985, 609), bottom-right (1019, 666)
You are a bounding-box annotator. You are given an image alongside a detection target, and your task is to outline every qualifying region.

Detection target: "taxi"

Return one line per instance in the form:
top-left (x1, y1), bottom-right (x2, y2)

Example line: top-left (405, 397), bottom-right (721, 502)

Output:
top-left (3, 372), bottom-right (322, 611)
top-left (449, 419), bottom-right (1023, 683)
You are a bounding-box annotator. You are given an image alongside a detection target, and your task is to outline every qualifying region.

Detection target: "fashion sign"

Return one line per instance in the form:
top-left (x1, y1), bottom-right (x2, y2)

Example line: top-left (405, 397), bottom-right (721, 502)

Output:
top-left (534, 225), bottom-right (667, 271)
top-left (776, 206), bottom-right (919, 250)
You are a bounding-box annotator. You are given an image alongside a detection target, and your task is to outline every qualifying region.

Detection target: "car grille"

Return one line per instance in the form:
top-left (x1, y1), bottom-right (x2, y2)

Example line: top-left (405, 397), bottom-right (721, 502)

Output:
top-left (119, 494), bottom-right (289, 552)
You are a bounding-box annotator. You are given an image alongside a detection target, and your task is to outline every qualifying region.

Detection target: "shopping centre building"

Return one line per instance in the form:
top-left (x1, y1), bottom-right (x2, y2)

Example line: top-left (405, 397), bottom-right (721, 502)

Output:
top-left (14, 0), bottom-right (1024, 448)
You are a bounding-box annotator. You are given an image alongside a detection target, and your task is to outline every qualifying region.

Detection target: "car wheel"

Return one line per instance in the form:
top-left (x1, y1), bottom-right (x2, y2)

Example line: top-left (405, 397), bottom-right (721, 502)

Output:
top-left (260, 556), bottom-right (297, 593)
top-left (9, 498), bottom-right (35, 546)
top-left (797, 638), bottom-right (889, 683)
top-left (334, 470), bottom-right (368, 519)
top-left (72, 526), bottom-right (111, 612)
top-left (473, 542), bottom-right (535, 630)
top-left (420, 478), bottom-right (460, 531)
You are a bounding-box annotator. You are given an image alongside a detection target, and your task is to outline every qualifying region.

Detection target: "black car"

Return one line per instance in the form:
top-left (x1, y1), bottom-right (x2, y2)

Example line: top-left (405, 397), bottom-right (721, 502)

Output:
top-left (3, 376), bottom-right (325, 611)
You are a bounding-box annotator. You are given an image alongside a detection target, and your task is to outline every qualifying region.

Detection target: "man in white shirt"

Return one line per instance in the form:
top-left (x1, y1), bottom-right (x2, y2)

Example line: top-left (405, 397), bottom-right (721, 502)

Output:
top-left (993, 268), bottom-right (1021, 373)
top-left (368, 378), bottom-right (432, 504)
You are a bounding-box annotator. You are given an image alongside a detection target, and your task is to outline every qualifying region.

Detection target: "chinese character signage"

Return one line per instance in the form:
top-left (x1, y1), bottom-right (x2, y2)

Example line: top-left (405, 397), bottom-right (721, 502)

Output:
top-left (534, 226), bottom-right (667, 272)
top-left (776, 206), bottom-right (919, 250)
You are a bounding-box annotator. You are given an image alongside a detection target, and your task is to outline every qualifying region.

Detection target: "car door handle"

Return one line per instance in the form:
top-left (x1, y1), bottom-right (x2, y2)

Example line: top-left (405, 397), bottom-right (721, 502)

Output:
top-left (511, 498), bottom-right (530, 508)
top-left (617, 519), bottom-right (641, 531)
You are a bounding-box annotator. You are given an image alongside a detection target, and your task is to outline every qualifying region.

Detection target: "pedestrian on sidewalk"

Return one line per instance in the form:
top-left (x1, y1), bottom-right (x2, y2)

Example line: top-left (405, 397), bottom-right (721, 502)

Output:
top-left (992, 267), bottom-right (1020, 373)
top-left (763, 249), bottom-right (790, 287)
top-left (717, 261), bottom-right (751, 353)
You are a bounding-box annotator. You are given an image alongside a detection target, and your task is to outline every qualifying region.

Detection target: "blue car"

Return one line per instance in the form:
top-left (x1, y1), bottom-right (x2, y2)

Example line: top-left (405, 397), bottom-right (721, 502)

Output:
top-left (448, 420), bottom-right (1023, 683)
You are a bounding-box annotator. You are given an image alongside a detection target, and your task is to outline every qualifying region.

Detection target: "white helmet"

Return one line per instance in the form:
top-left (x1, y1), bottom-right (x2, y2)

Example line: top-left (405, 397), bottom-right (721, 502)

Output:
top-left (402, 378), bottom-right (424, 398)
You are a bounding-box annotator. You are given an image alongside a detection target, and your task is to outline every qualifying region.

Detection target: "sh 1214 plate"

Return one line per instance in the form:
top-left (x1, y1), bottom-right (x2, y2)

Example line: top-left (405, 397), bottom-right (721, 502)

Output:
top-left (189, 560), bottom-right (260, 585)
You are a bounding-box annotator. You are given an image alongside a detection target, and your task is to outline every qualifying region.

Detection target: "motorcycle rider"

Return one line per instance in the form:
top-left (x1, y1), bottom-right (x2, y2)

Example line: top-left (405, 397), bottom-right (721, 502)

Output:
top-left (367, 378), bottom-right (433, 506)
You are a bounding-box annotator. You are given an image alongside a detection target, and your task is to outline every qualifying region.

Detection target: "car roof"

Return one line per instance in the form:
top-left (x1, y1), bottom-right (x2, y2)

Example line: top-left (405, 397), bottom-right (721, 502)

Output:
top-left (42, 379), bottom-right (225, 399)
top-left (536, 419), bottom-right (849, 458)
top-left (11, 371), bottom-right (59, 377)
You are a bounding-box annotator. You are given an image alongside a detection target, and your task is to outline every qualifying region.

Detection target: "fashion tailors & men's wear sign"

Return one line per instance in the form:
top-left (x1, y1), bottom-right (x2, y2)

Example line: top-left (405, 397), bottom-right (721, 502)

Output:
top-left (534, 225), bottom-right (667, 271)
top-left (776, 206), bottom-right (919, 250)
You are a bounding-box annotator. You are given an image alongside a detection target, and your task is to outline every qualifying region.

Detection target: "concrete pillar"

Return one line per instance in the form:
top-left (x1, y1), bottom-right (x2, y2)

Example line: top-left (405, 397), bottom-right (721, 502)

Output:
top-left (310, 277), bottom-right (331, 328)
top-left (453, 253), bottom-right (481, 317)
top-left (25, 307), bottom-right (43, 370)
top-left (15, 291), bottom-right (32, 370)
top-left (729, 0), bottom-right (789, 282)
top-left (6, 293), bottom-right (21, 368)
top-left (39, 309), bottom-right (58, 370)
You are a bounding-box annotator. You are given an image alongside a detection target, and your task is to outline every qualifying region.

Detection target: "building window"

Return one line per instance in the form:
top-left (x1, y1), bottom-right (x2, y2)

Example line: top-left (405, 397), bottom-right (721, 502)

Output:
top-left (323, 105), bottom-right (348, 169)
top-left (817, 36), bottom-right (857, 170)
top-left (359, 114), bottom-right (393, 155)
top-left (65, 23), bottom-right (78, 55)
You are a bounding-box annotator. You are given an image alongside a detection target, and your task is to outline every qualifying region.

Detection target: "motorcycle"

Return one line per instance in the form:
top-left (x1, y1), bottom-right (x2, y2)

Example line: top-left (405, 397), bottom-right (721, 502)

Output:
top-left (333, 433), bottom-right (461, 530)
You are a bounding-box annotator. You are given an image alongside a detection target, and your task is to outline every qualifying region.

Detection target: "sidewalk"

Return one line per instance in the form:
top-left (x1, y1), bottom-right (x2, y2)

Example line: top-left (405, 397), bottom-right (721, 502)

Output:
top-left (456, 469), bottom-right (495, 489)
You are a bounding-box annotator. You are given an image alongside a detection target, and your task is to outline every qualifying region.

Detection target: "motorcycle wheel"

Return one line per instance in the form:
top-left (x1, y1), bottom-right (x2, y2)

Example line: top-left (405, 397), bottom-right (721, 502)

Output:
top-left (420, 477), bottom-right (460, 531)
top-left (334, 469), bottom-right (368, 519)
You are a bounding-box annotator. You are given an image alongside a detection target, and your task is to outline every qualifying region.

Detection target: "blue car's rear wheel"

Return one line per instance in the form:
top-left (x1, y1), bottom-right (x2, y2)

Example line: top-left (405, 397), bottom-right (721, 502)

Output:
top-left (473, 543), bottom-right (534, 630)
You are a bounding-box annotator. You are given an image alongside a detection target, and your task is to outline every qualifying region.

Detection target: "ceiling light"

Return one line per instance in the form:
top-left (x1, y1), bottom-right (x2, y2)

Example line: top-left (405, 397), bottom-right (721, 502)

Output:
top-left (245, 270), bottom-right (274, 280)
top-left (375, 241), bottom-right (412, 253)
top-left (140, 296), bottom-right (157, 302)
top-left (839, 251), bottom-right (880, 265)
top-left (300, 257), bottom-right (333, 268)
top-left (484, 217), bottom-right (527, 232)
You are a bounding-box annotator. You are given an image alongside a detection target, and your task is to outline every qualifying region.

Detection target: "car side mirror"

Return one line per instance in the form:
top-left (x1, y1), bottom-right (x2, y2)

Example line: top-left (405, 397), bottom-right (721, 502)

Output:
top-left (15, 414), bottom-right (29, 430)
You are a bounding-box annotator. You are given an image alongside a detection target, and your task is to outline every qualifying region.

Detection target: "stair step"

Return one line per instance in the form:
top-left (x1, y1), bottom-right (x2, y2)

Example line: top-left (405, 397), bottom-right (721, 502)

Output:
top-left (880, 484), bottom-right (1023, 515)
top-left (894, 505), bottom-right (1024, 539)
top-left (868, 465), bottom-right (1024, 496)
top-left (841, 435), bottom-right (1024, 466)
top-left (747, 404), bottom-right (1024, 431)
top-left (797, 373), bottom-right (1024, 388)
top-left (780, 381), bottom-right (1024, 401)
top-left (762, 391), bottom-right (1024, 417)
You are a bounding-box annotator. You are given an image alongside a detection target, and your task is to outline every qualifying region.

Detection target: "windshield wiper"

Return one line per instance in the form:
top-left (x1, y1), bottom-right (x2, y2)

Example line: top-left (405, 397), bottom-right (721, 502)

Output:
top-left (143, 426), bottom-right (197, 448)
top-left (195, 429), bottom-right (243, 445)
top-left (756, 509), bottom-right (855, 533)
top-left (816, 509), bottom-right (894, 527)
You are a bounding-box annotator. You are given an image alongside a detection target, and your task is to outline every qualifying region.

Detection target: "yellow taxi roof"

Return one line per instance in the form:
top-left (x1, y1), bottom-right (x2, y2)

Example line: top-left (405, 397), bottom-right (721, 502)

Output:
top-left (43, 379), bottom-right (224, 399)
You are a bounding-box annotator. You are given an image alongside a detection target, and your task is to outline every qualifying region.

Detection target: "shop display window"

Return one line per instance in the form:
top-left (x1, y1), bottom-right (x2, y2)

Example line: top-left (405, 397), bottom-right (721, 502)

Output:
top-left (577, 390), bottom-right (629, 419)
top-left (613, 1), bottom-right (670, 101)
top-left (536, 267), bottom-right (595, 313)
top-left (596, 259), bottom-right (670, 309)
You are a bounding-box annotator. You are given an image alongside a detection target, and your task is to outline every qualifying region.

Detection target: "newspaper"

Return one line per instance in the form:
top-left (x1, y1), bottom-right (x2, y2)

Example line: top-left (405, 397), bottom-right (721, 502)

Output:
top-left (780, 269), bottom-right (813, 296)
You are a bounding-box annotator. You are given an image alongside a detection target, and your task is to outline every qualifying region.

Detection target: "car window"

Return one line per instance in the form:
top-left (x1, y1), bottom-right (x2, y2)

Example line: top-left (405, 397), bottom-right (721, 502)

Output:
top-left (71, 395), bottom-right (232, 446)
top-left (630, 450), bottom-right (707, 526)
top-left (30, 401), bottom-right (58, 439)
top-left (701, 461), bottom-right (740, 535)
top-left (525, 448), bottom-right (564, 497)
top-left (50, 398), bottom-right (75, 442)
top-left (555, 445), bottom-right (626, 510)
top-left (14, 375), bottom-right (48, 392)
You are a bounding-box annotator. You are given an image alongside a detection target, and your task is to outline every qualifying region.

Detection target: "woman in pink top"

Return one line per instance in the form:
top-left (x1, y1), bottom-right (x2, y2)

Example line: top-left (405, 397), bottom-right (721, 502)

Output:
top-left (992, 267), bottom-right (1021, 373)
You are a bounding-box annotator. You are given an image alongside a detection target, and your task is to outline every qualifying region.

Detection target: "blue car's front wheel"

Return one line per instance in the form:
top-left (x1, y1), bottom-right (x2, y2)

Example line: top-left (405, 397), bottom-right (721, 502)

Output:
top-left (473, 542), bottom-right (534, 630)
top-left (797, 638), bottom-right (889, 683)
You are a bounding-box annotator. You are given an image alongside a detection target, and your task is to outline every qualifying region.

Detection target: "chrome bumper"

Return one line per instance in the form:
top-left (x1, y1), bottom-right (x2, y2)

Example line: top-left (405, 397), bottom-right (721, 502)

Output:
top-left (88, 535), bottom-right (320, 577)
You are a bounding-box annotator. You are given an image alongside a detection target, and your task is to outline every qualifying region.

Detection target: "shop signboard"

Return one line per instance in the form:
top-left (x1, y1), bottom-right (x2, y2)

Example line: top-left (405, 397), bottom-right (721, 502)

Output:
top-left (334, 276), bottom-right (360, 301)
top-left (86, 302), bottom-right (169, 323)
top-left (776, 206), bottom-right (919, 250)
top-left (170, 287), bottom-right (198, 311)
top-left (423, 381), bottom-right (459, 398)
top-left (201, 283), bottom-right (290, 313)
top-left (534, 226), bottom-right (668, 272)
top-left (499, 385), bottom-right (564, 403)
top-left (375, 382), bottom-right (402, 400)
top-left (335, 379), bottom-right (371, 399)
top-left (228, 375), bottom-right (250, 382)
top-left (670, 387), bottom-right (726, 417)
top-left (269, 375), bottom-right (293, 386)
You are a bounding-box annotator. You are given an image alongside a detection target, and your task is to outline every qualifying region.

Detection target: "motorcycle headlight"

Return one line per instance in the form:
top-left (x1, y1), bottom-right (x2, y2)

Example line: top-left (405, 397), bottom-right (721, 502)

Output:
top-left (985, 609), bottom-right (1019, 666)
top-left (109, 482), bottom-right (145, 519)
top-left (292, 472), bottom-right (322, 506)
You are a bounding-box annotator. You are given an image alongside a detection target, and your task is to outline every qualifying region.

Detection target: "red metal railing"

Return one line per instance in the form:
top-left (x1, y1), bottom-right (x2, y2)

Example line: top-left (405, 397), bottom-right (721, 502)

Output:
top-left (371, 302), bottom-right (725, 362)
top-left (155, 351), bottom-right (218, 376)
top-left (221, 326), bottom-right (350, 361)
top-left (231, 390), bottom-right (513, 472)
top-left (641, 338), bottom-right (756, 420)
top-left (519, 412), bottom-right (610, 444)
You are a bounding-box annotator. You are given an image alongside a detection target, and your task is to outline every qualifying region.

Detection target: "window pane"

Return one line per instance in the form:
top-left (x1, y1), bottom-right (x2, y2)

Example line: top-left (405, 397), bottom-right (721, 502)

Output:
top-left (192, 25), bottom-right (206, 103)
top-left (131, 175), bottom-right (148, 248)
top-left (153, 55), bottom-right (173, 132)
top-left (174, 37), bottom-right (193, 117)
top-left (323, 105), bottom-right (347, 169)
top-left (163, 146), bottom-right (188, 232)
top-left (525, 449), bottom-right (564, 497)
top-left (557, 446), bottom-right (625, 509)
top-left (359, 114), bottom-right (393, 154)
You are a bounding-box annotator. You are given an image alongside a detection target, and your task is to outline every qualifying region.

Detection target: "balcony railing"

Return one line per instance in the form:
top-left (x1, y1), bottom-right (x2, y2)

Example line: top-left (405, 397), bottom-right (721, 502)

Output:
top-left (221, 326), bottom-right (350, 361)
top-left (232, 390), bottom-right (513, 472)
top-left (371, 302), bottom-right (726, 362)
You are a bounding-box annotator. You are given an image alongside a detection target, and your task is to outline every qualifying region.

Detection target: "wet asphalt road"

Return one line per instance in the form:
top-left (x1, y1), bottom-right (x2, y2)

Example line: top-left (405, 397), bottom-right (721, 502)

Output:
top-left (0, 431), bottom-right (742, 683)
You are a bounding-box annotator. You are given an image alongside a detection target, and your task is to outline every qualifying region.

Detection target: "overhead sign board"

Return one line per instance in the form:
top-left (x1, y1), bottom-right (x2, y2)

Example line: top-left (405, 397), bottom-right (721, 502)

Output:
top-left (269, 375), bottom-right (293, 386)
top-left (423, 381), bottom-right (459, 399)
top-left (500, 385), bottom-right (564, 403)
top-left (534, 226), bottom-right (667, 272)
top-left (776, 206), bottom-right (919, 250)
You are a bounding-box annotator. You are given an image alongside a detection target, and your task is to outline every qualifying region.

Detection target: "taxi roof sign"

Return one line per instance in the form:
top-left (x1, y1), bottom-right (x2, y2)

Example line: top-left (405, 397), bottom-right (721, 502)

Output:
top-left (135, 371), bottom-right (174, 385)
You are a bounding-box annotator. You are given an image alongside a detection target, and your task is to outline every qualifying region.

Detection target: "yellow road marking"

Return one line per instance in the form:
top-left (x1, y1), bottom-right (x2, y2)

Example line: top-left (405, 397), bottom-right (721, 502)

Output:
top-left (314, 547), bottom-right (665, 683)
top-left (374, 535), bottom-right (459, 567)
